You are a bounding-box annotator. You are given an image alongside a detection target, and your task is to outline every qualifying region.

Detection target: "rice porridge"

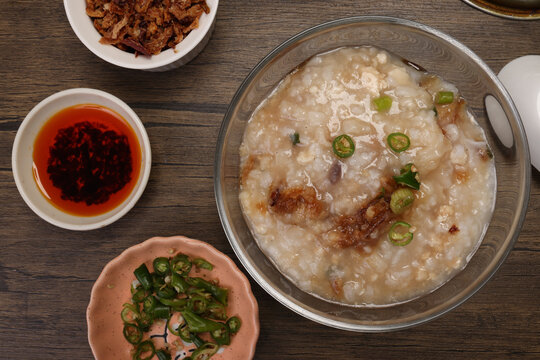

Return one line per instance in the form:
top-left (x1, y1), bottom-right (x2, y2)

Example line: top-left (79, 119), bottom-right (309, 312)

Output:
top-left (239, 46), bottom-right (496, 306)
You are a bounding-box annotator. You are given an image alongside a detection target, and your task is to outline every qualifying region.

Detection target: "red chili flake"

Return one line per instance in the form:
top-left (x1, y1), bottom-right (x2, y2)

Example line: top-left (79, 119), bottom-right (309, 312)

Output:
top-left (449, 224), bottom-right (460, 234)
top-left (47, 121), bottom-right (132, 206)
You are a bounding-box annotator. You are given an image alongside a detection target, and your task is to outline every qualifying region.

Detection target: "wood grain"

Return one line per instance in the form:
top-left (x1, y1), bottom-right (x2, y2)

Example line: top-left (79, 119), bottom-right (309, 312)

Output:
top-left (0, 0), bottom-right (539, 359)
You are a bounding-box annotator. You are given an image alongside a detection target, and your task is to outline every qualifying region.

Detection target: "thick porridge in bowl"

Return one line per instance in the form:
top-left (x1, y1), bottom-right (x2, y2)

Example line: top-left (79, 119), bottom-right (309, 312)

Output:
top-left (239, 46), bottom-right (496, 306)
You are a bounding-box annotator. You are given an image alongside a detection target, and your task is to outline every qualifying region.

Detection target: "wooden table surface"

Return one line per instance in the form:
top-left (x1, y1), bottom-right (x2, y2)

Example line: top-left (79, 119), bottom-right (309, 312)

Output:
top-left (1, 1), bottom-right (539, 359)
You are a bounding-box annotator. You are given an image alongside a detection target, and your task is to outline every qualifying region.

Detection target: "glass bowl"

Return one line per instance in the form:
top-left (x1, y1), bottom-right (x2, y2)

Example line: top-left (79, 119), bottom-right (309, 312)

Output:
top-left (214, 16), bottom-right (530, 332)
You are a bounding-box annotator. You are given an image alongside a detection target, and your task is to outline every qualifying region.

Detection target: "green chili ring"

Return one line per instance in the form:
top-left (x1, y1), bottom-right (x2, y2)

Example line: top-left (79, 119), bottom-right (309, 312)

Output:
top-left (123, 323), bottom-right (143, 345)
top-left (121, 303), bottom-right (139, 323)
top-left (193, 258), bottom-right (214, 271)
top-left (436, 91), bottom-right (454, 104)
top-left (332, 134), bottom-right (355, 158)
top-left (153, 257), bottom-right (170, 276)
top-left (226, 316), bottom-right (242, 334)
top-left (134, 340), bottom-right (156, 360)
top-left (191, 342), bottom-right (219, 360)
top-left (390, 188), bottom-right (415, 215)
top-left (387, 132), bottom-right (410, 153)
top-left (388, 221), bottom-right (414, 246)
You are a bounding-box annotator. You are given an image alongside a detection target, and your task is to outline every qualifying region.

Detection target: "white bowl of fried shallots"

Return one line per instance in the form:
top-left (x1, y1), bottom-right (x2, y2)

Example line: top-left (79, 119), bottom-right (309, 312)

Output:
top-left (64, 0), bottom-right (218, 71)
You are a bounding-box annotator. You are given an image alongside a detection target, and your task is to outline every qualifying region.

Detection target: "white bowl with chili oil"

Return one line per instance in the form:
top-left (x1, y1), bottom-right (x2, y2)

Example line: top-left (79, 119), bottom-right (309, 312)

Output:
top-left (12, 88), bottom-right (151, 230)
top-left (64, 0), bottom-right (218, 71)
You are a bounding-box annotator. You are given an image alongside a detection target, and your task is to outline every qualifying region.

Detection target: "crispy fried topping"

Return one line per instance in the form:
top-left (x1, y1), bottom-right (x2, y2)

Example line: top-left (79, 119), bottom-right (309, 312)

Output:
top-left (331, 196), bottom-right (395, 249)
top-left (269, 186), bottom-right (325, 220)
top-left (86, 0), bottom-right (209, 56)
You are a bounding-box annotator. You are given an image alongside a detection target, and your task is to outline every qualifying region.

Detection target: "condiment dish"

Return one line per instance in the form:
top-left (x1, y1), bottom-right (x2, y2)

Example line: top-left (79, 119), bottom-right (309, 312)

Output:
top-left (87, 236), bottom-right (259, 360)
top-left (64, 0), bottom-right (219, 71)
top-left (12, 88), bottom-right (151, 231)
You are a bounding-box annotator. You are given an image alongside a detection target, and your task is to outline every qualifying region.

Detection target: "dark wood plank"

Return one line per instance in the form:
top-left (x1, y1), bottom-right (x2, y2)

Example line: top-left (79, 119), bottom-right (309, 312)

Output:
top-left (0, 0), bottom-right (539, 359)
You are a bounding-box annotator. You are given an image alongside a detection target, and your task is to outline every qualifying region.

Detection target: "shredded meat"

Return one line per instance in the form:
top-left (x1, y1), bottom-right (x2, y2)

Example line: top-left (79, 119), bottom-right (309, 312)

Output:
top-left (269, 186), bottom-right (325, 219)
top-left (435, 97), bottom-right (467, 131)
top-left (330, 196), bottom-right (395, 249)
top-left (86, 0), bottom-right (209, 56)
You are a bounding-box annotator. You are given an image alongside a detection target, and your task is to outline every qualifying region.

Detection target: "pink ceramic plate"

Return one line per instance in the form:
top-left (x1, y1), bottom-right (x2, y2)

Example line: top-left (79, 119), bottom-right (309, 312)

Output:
top-left (87, 236), bottom-right (259, 359)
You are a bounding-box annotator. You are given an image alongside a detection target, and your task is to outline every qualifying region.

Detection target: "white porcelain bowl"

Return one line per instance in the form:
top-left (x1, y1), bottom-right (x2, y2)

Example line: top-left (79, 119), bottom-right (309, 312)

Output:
top-left (64, 0), bottom-right (218, 71)
top-left (12, 88), bottom-right (152, 230)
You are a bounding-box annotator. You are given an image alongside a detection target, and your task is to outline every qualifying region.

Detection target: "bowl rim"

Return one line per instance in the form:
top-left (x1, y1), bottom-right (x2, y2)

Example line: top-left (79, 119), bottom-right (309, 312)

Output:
top-left (214, 15), bottom-right (531, 332)
top-left (12, 88), bottom-right (152, 231)
top-left (63, 0), bottom-right (219, 70)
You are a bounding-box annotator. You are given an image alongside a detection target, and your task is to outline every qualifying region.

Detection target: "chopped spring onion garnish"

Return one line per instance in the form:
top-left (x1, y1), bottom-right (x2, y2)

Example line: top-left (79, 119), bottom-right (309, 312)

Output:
top-left (393, 163), bottom-right (420, 190)
top-left (387, 132), bottom-right (410, 153)
top-left (373, 95), bottom-right (393, 111)
top-left (332, 134), bottom-right (355, 158)
top-left (388, 221), bottom-right (414, 246)
top-left (390, 188), bottom-right (415, 215)
top-left (436, 91), bottom-right (454, 104)
top-left (290, 132), bottom-right (300, 145)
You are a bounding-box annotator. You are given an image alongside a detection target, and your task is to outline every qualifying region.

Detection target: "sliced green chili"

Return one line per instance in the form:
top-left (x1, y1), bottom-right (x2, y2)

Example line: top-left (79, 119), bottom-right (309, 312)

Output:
top-left (188, 294), bottom-right (209, 314)
top-left (190, 342), bottom-right (219, 360)
top-left (226, 316), bottom-right (241, 334)
top-left (171, 272), bottom-right (189, 293)
top-left (373, 95), bottom-right (392, 111)
top-left (211, 322), bottom-right (230, 346)
top-left (152, 273), bottom-right (166, 291)
top-left (123, 323), bottom-right (143, 345)
top-left (390, 188), bottom-right (415, 215)
top-left (121, 303), bottom-right (139, 323)
top-left (134, 340), bottom-right (155, 360)
top-left (153, 257), bottom-right (170, 276)
top-left (182, 309), bottom-right (222, 333)
top-left (178, 323), bottom-right (192, 343)
top-left (393, 163), bottom-right (420, 190)
top-left (137, 311), bottom-right (153, 332)
top-left (206, 302), bottom-right (227, 321)
top-left (134, 264), bottom-right (152, 290)
top-left (190, 332), bottom-right (205, 348)
top-left (153, 303), bottom-right (171, 319)
top-left (132, 287), bottom-right (149, 303)
top-left (193, 258), bottom-right (214, 271)
top-left (171, 254), bottom-right (192, 277)
top-left (167, 318), bottom-right (182, 336)
top-left (332, 134), bottom-right (355, 158)
top-left (143, 296), bottom-right (158, 316)
top-left (387, 132), bottom-right (410, 153)
top-left (155, 286), bottom-right (176, 299)
top-left (388, 221), bottom-right (414, 246)
top-left (156, 349), bottom-right (171, 360)
top-left (290, 132), bottom-right (300, 145)
top-left (186, 277), bottom-right (228, 305)
top-left (436, 91), bottom-right (454, 104)
top-left (158, 297), bottom-right (187, 311)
